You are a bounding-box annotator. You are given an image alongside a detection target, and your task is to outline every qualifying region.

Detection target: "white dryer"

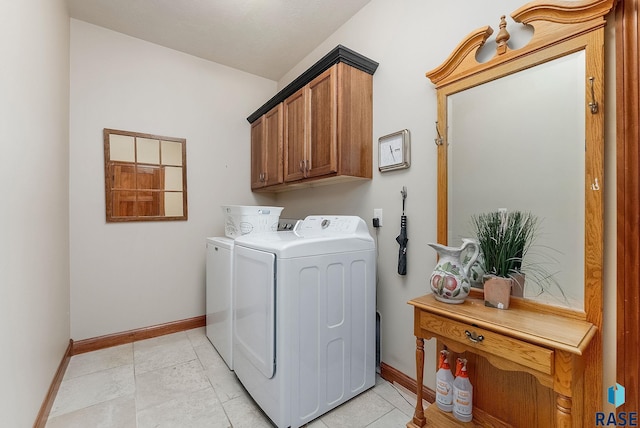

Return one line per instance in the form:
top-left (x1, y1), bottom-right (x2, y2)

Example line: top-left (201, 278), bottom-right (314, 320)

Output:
top-left (232, 215), bottom-right (376, 428)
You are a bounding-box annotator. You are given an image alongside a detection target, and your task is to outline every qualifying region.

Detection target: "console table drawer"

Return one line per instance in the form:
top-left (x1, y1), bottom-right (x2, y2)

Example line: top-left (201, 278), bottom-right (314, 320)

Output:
top-left (419, 311), bottom-right (554, 375)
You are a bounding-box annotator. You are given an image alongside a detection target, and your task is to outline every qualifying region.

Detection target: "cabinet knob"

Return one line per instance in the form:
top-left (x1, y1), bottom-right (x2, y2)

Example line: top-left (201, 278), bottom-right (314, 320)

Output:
top-left (465, 330), bottom-right (484, 343)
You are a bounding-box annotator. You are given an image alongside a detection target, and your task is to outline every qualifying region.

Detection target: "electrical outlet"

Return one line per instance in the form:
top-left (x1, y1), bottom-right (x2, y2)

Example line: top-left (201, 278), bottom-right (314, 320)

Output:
top-left (373, 208), bottom-right (383, 227)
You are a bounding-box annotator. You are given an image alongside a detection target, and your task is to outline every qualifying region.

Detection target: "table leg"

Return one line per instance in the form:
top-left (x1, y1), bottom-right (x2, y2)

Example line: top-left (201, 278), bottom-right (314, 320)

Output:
top-left (554, 349), bottom-right (576, 427)
top-left (556, 393), bottom-right (572, 428)
top-left (407, 337), bottom-right (426, 428)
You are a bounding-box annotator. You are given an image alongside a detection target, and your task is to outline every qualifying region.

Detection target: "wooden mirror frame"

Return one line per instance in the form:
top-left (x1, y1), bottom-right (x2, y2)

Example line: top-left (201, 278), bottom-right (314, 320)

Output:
top-left (426, 0), bottom-right (613, 320)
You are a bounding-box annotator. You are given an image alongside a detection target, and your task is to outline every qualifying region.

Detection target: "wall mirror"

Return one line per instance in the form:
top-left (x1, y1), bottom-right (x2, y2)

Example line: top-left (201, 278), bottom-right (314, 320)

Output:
top-left (104, 128), bottom-right (188, 222)
top-left (426, 0), bottom-right (613, 316)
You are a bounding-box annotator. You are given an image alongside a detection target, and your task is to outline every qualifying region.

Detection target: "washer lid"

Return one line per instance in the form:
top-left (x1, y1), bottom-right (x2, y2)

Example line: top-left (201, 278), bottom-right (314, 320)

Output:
top-left (233, 216), bottom-right (375, 258)
top-left (206, 236), bottom-right (234, 250)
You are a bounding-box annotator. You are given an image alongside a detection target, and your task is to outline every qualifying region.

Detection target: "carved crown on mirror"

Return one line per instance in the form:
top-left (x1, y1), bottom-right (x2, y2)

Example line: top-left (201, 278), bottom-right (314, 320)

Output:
top-left (427, 0), bottom-right (615, 86)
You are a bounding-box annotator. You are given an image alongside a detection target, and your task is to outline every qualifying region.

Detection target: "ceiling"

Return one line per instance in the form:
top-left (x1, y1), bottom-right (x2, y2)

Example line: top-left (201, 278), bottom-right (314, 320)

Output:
top-left (67, 0), bottom-right (372, 81)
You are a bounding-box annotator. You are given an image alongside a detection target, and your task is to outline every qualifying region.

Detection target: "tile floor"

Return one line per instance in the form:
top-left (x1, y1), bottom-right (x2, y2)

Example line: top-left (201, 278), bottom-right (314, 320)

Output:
top-left (46, 327), bottom-right (426, 427)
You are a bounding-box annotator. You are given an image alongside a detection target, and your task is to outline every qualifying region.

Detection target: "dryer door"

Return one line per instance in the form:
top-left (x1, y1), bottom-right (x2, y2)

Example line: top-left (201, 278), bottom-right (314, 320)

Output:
top-left (233, 245), bottom-right (276, 378)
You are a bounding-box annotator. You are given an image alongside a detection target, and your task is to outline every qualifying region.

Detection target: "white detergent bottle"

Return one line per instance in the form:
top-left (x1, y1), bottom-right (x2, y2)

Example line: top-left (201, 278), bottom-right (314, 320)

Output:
top-left (453, 358), bottom-right (473, 422)
top-left (435, 349), bottom-right (454, 412)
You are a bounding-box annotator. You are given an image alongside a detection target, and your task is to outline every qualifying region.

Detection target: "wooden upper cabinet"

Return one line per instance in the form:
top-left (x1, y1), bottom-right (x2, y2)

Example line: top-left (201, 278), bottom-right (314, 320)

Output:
top-left (280, 63), bottom-right (373, 189)
top-left (283, 87), bottom-right (307, 182)
top-left (250, 117), bottom-right (265, 189)
top-left (306, 67), bottom-right (338, 179)
top-left (284, 67), bottom-right (338, 182)
top-left (263, 104), bottom-right (284, 187)
top-left (248, 46), bottom-right (378, 192)
top-left (335, 62), bottom-right (374, 179)
top-left (251, 103), bottom-right (283, 190)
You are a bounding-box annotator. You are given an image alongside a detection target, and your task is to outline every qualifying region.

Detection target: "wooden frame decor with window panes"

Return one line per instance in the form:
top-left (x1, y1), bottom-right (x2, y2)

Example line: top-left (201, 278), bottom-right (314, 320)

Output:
top-left (103, 129), bottom-right (188, 222)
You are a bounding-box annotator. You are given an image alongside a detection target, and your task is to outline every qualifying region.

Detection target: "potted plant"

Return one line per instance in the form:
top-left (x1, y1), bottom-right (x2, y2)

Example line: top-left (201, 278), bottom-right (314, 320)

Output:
top-left (470, 210), bottom-right (564, 309)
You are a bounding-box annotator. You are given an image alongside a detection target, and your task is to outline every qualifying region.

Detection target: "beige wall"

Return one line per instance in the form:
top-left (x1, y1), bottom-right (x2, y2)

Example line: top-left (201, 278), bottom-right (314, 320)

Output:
top-left (68, 20), bottom-right (279, 340)
top-left (275, 0), bottom-right (617, 402)
top-left (0, 0), bottom-right (71, 425)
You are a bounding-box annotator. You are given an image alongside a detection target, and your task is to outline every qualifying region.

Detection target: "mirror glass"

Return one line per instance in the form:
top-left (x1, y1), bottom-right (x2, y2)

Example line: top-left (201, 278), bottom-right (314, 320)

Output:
top-left (447, 51), bottom-right (586, 309)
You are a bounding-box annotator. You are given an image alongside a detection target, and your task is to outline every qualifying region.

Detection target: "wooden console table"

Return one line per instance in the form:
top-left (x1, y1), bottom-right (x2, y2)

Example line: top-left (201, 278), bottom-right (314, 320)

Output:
top-left (407, 294), bottom-right (597, 428)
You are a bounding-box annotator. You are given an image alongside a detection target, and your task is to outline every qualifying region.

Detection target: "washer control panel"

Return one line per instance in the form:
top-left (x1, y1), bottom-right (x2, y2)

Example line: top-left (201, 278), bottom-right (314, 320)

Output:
top-left (296, 216), bottom-right (368, 236)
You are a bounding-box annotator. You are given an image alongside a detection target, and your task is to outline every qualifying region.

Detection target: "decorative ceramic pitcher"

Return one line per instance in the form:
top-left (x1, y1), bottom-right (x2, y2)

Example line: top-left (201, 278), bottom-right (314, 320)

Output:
top-left (428, 239), bottom-right (480, 304)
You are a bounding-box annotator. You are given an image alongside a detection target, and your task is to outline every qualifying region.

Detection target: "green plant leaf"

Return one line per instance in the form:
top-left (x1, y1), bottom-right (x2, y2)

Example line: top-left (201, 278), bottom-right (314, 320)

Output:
top-left (470, 210), bottom-right (567, 305)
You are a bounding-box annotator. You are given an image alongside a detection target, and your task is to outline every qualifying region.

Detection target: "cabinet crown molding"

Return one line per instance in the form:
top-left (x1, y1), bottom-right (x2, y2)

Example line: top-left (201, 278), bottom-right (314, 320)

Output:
top-left (247, 45), bottom-right (378, 124)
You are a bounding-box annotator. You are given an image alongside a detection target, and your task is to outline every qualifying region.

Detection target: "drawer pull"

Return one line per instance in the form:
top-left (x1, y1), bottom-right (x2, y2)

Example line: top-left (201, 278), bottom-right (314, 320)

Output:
top-left (465, 330), bottom-right (484, 343)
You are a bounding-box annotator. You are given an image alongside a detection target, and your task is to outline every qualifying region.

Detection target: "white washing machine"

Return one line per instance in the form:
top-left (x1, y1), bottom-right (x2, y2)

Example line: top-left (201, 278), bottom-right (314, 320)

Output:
top-left (232, 215), bottom-right (376, 428)
top-left (205, 236), bottom-right (234, 369)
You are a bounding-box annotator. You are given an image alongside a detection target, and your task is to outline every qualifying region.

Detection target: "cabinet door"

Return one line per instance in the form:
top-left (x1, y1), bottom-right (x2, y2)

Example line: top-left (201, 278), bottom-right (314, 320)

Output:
top-left (263, 104), bottom-right (283, 187)
top-left (250, 116), bottom-right (265, 189)
top-left (307, 66), bottom-right (337, 178)
top-left (284, 87), bottom-right (307, 182)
